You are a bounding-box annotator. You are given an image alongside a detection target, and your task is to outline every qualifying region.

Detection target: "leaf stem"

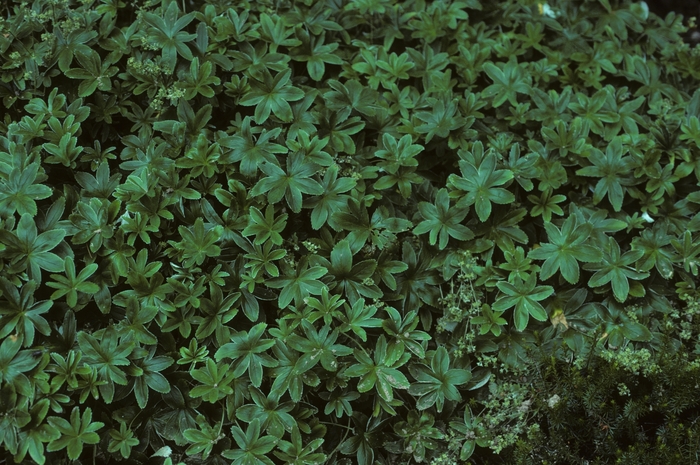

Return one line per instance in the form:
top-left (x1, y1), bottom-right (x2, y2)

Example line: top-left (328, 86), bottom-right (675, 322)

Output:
top-left (325, 416), bottom-right (353, 461)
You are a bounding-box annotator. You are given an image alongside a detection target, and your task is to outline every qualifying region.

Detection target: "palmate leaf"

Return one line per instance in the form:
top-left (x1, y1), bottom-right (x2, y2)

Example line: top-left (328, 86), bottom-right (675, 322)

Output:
top-left (394, 241), bottom-right (442, 313)
top-left (447, 143), bottom-right (515, 222)
top-left (382, 306), bottom-right (431, 358)
top-left (230, 40), bottom-right (290, 79)
top-left (236, 387), bottom-right (296, 438)
top-left (218, 119), bottom-right (286, 178)
top-left (47, 407), bottom-right (104, 460)
top-left (471, 304), bottom-right (508, 337)
top-left (129, 347), bottom-right (173, 408)
top-left (240, 69), bottom-right (305, 124)
top-left (293, 31), bottom-right (343, 81)
top-left (339, 413), bottom-right (389, 465)
top-left (46, 256), bottom-right (100, 308)
top-left (64, 50), bottom-right (118, 97)
top-left (77, 327), bottom-right (134, 403)
top-left (583, 236), bottom-right (650, 302)
top-left (142, 1), bottom-right (196, 71)
top-left (575, 137), bottom-right (634, 212)
top-left (269, 337), bottom-right (319, 403)
top-left (596, 298), bottom-right (652, 347)
top-left (107, 422), bottom-right (139, 459)
top-left (53, 29), bottom-right (99, 73)
top-left (414, 97), bottom-right (466, 143)
top-left (312, 239), bottom-right (381, 303)
top-left (189, 358), bottom-right (236, 403)
top-left (0, 164), bottom-right (52, 217)
top-left (0, 334), bottom-right (42, 396)
top-left (250, 152), bottom-right (324, 213)
top-left (0, 214), bottom-right (65, 284)
top-left (168, 218), bottom-right (223, 268)
top-left (223, 418), bottom-right (278, 465)
top-left (324, 79), bottom-right (378, 119)
top-left (242, 205), bottom-right (288, 246)
top-left (215, 323), bottom-right (279, 388)
top-left (274, 425), bottom-right (326, 465)
top-left (257, 12), bottom-right (302, 52)
top-left (338, 298), bottom-right (383, 342)
top-left (0, 279), bottom-right (51, 347)
top-left (493, 273), bottom-right (554, 331)
top-left (527, 215), bottom-right (603, 284)
top-left (630, 222), bottom-right (676, 278)
top-left (15, 419), bottom-right (60, 465)
top-left (287, 320), bottom-right (353, 372)
top-left (266, 257), bottom-right (327, 308)
top-left (176, 57), bottom-right (221, 99)
top-left (413, 188), bottom-right (473, 250)
top-left (304, 164), bottom-right (356, 230)
top-left (375, 133), bottom-right (422, 174)
top-left (344, 336), bottom-right (410, 402)
top-left (482, 57), bottom-right (532, 107)
top-left (408, 346), bottom-right (471, 412)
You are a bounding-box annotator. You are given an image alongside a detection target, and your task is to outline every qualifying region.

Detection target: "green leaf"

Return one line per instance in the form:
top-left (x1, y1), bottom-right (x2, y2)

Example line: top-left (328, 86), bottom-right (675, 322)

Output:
top-left (266, 256), bottom-right (327, 308)
top-left (129, 346), bottom-right (173, 408)
top-left (242, 205), bottom-right (288, 246)
top-left (482, 57), bottom-right (532, 107)
top-left (0, 214), bottom-right (65, 284)
top-left (77, 327), bottom-right (134, 402)
top-left (189, 358), bottom-right (236, 403)
top-left (47, 407), bottom-right (104, 460)
top-left (312, 239), bottom-right (381, 303)
top-left (42, 133), bottom-right (83, 167)
top-left (215, 323), bottom-right (279, 388)
top-left (414, 97), bottom-right (466, 143)
top-left (183, 415), bottom-right (226, 460)
top-left (142, 1), bottom-right (196, 71)
top-left (168, 218), bottom-right (223, 267)
top-left (305, 164), bottom-right (356, 230)
top-left (177, 57), bottom-right (221, 99)
top-left (219, 120), bottom-right (287, 177)
top-left (0, 164), bottom-right (52, 217)
top-left (583, 237), bottom-right (650, 302)
top-left (0, 334), bottom-right (42, 395)
top-left (293, 32), bottom-right (343, 81)
top-left (528, 215), bottom-right (603, 284)
top-left (274, 425), bottom-right (326, 465)
top-left (236, 387), bottom-right (295, 438)
top-left (0, 279), bottom-right (52, 347)
top-left (345, 336), bottom-right (409, 402)
top-left (408, 346), bottom-right (471, 412)
top-left (338, 298), bottom-right (383, 342)
top-left (65, 51), bottom-right (118, 97)
top-left (257, 12), bottom-right (302, 52)
top-left (223, 418), bottom-right (278, 465)
top-left (250, 152), bottom-right (323, 213)
top-left (575, 137), bottom-right (633, 212)
top-left (108, 422), bottom-right (139, 459)
top-left (289, 321), bottom-right (353, 373)
top-left (240, 69), bottom-right (305, 124)
top-left (414, 188), bottom-right (473, 249)
top-left (493, 273), bottom-right (554, 331)
top-left (448, 142), bottom-right (515, 221)
top-left (527, 189), bottom-right (566, 223)
top-left (46, 256), bottom-right (100, 308)
top-left (471, 304), bottom-right (508, 337)
top-left (630, 223), bottom-right (676, 278)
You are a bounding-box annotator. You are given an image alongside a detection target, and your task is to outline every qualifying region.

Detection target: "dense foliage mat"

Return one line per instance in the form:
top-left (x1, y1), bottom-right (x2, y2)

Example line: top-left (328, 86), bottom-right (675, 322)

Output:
top-left (2, 0), bottom-right (700, 463)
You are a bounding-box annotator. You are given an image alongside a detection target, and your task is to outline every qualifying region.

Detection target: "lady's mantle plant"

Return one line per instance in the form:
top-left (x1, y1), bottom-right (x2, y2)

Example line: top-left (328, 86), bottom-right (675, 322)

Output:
top-left (1, 0), bottom-right (700, 464)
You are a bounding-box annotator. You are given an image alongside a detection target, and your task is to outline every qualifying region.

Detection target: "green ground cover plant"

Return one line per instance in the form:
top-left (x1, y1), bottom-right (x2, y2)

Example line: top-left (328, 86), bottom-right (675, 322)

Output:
top-left (1, 0), bottom-right (700, 463)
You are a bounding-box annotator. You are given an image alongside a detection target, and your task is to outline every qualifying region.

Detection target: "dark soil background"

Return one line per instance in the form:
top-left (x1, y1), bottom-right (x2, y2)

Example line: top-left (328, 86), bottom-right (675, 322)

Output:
top-left (647, 0), bottom-right (700, 42)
